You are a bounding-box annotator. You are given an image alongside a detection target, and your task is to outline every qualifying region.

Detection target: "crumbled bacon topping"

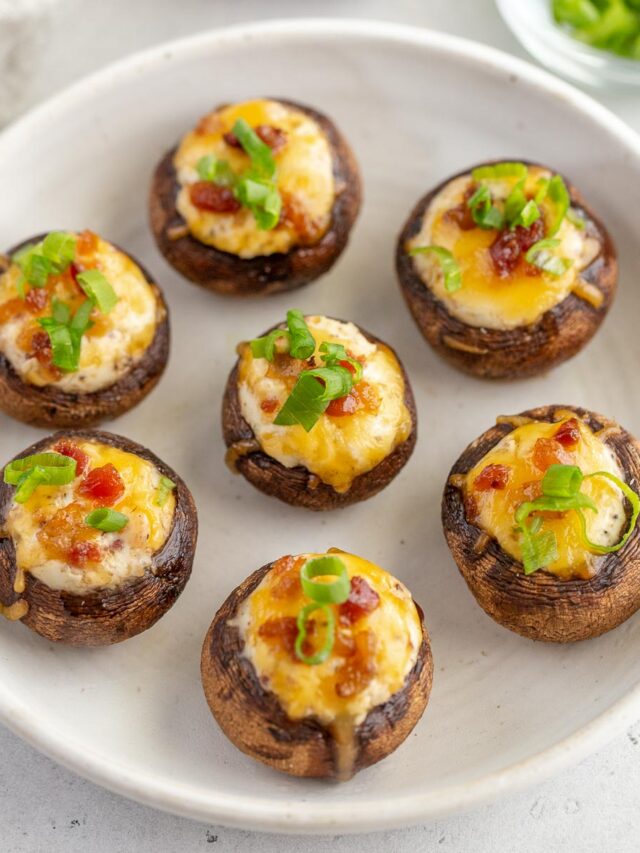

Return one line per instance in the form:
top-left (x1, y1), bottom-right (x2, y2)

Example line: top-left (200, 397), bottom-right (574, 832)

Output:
top-left (189, 181), bottom-right (241, 213)
top-left (260, 398), bottom-right (279, 414)
top-left (335, 630), bottom-right (377, 698)
top-left (444, 185), bottom-right (477, 231)
top-left (77, 464), bottom-right (125, 506)
top-left (555, 418), bottom-right (581, 449)
top-left (474, 464), bottom-right (511, 491)
top-left (25, 287), bottom-right (49, 313)
top-left (489, 218), bottom-right (544, 278)
top-left (68, 541), bottom-right (102, 567)
top-left (339, 576), bottom-right (380, 624)
top-left (52, 440), bottom-right (89, 477)
top-left (532, 437), bottom-right (572, 472)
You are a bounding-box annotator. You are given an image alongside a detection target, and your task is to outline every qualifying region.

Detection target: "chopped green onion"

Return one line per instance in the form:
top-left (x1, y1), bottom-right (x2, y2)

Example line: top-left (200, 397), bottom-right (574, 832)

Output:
top-left (39, 298), bottom-right (94, 372)
top-left (300, 556), bottom-right (351, 604)
top-left (534, 178), bottom-right (550, 205)
top-left (319, 341), bottom-right (363, 382)
top-left (525, 238), bottom-right (573, 276)
top-left (552, 0), bottom-right (640, 59)
top-left (515, 462), bottom-right (640, 574)
top-left (85, 508), bottom-right (129, 532)
top-left (545, 175), bottom-right (570, 236)
top-left (154, 475), bottom-right (176, 507)
top-left (51, 298), bottom-right (71, 325)
top-left (70, 299), bottom-right (94, 335)
top-left (514, 199), bottom-right (541, 228)
top-left (4, 452), bottom-right (77, 502)
top-left (553, 0), bottom-right (600, 28)
top-left (285, 310), bottom-right (315, 360)
top-left (44, 324), bottom-right (76, 371)
top-left (294, 602), bottom-right (335, 665)
top-left (409, 245), bottom-right (462, 293)
top-left (76, 269), bottom-right (118, 314)
top-left (196, 155), bottom-right (237, 187)
top-left (250, 311), bottom-right (315, 362)
top-left (471, 162), bottom-right (528, 181)
top-left (235, 175), bottom-right (281, 230)
top-left (21, 253), bottom-right (53, 288)
top-left (41, 232), bottom-right (76, 271)
top-left (467, 184), bottom-right (504, 230)
top-left (273, 366), bottom-right (354, 432)
top-left (231, 118), bottom-right (276, 179)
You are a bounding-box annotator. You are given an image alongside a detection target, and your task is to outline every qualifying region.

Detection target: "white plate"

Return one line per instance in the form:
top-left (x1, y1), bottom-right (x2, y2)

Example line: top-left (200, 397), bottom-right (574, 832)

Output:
top-left (1, 18), bottom-right (640, 835)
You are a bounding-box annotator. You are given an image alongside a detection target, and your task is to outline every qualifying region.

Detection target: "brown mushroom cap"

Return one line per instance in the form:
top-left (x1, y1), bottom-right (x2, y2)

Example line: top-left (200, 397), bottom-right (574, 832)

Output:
top-left (442, 405), bottom-right (640, 642)
top-left (0, 430), bottom-right (198, 646)
top-left (0, 236), bottom-right (170, 428)
top-left (222, 320), bottom-right (417, 510)
top-left (149, 98), bottom-right (362, 297)
top-left (201, 559), bottom-right (433, 778)
top-left (396, 163), bottom-right (618, 379)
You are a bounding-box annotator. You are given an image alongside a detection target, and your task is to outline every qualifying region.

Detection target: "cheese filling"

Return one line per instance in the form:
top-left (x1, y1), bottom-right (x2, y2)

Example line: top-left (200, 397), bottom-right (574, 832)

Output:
top-left (237, 316), bottom-right (412, 493)
top-left (174, 98), bottom-right (336, 258)
top-left (408, 167), bottom-right (602, 330)
top-left (3, 440), bottom-right (176, 594)
top-left (0, 232), bottom-right (162, 393)
top-left (235, 551), bottom-right (422, 726)
top-left (464, 413), bottom-right (626, 579)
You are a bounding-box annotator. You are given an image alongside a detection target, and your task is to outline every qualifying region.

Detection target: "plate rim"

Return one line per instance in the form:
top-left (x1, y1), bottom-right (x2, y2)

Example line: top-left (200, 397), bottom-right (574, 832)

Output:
top-left (1, 16), bottom-right (640, 834)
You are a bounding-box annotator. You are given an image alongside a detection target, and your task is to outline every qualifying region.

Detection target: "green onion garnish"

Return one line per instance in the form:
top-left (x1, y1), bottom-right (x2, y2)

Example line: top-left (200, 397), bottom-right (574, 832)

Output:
top-left (273, 365), bottom-right (354, 432)
top-left (4, 452), bottom-right (77, 503)
top-left (319, 341), bottom-right (363, 382)
top-left (250, 310), bottom-right (315, 362)
top-left (300, 556), bottom-right (351, 604)
top-left (545, 175), bottom-right (570, 236)
top-left (85, 508), bottom-right (129, 532)
top-left (471, 162), bottom-right (528, 181)
top-left (39, 298), bottom-right (93, 372)
top-left (11, 231), bottom-right (76, 289)
top-left (566, 208), bottom-right (586, 230)
top-left (525, 238), bottom-right (573, 276)
top-left (467, 184), bottom-right (505, 230)
top-left (195, 119), bottom-right (282, 230)
top-left (552, 0), bottom-right (640, 60)
top-left (294, 602), bottom-right (335, 666)
top-left (409, 245), bottom-right (462, 293)
top-left (51, 297), bottom-right (71, 325)
top-left (154, 475), bottom-right (176, 507)
top-left (76, 269), bottom-right (118, 314)
top-left (515, 463), bottom-right (640, 574)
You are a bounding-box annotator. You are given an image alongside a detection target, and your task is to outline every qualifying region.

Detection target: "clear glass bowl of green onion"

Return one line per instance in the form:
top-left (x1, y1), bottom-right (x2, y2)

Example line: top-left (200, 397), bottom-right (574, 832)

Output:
top-left (496, 0), bottom-right (640, 88)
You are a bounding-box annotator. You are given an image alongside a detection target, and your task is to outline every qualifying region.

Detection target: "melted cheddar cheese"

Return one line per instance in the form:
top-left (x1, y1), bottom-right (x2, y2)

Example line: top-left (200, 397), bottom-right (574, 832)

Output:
top-left (0, 232), bottom-right (162, 393)
top-left (3, 440), bottom-right (176, 593)
top-left (408, 168), bottom-right (602, 330)
top-left (235, 550), bottom-right (422, 726)
top-left (464, 413), bottom-right (625, 579)
top-left (237, 316), bottom-right (412, 493)
top-left (174, 99), bottom-right (335, 258)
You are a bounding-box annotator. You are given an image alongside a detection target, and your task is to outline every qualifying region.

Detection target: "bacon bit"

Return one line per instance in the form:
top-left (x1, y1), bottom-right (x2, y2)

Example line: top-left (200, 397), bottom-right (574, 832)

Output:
top-left (489, 218), bottom-right (544, 278)
top-left (532, 437), bottom-right (572, 472)
top-left (270, 555), bottom-right (305, 600)
top-left (25, 287), bottom-right (49, 313)
top-left (195, 112), bottom-right (223, 136)
top-left (339, 359), bottom-right (357, 375)
top-left (37, 502), bottom-right (98, 565)
top-left (258, 616), bottom-right (299, 656)
top-left (189, 181), bottom-right (241, 213)
top-left (52, 440), bottom-right (89, 476)
top-left (333, 626), bottom-right (356, 657)
top-left (267, 353), bottom-right (308, 379)
top-left (68, 262), bottom-right (84, 292)
top-left (260, 398), bottom-right (279, 414)
top-left (75, 229), bottom-right (99, 257)
top-left (335, 630), bottom-right (377, 698)
top-left (555, 418), bottom-right (581, 449)
top-left (474, 464), bottom-right (511, 491)
top-left (339, 576), bottom-right (380, 624)
top-left (224, 124), bottom-right (287, 153)
top-left (68, 541), bottom-right (102, 567)
top-left (77, 464), bottom-right (125, 506)
top-left (326, 392), bottom-right (359, 417)
top-left (444, 185), bottom-right (477, 231)
top-left (279, 191), bottom-right (321, 245)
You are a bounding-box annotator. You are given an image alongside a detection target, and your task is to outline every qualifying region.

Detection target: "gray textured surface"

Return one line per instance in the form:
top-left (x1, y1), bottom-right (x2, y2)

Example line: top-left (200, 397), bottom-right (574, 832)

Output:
top-left (1, 0), bottom-right (639, 849)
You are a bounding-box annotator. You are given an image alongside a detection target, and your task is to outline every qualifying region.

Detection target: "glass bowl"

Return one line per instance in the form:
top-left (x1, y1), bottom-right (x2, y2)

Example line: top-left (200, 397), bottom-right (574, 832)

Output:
top-left (496, 0), bottom-right (640, 89)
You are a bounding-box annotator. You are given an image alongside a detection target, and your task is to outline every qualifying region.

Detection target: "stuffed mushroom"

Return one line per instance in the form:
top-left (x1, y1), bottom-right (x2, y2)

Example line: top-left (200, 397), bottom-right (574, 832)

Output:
top-left (0, 230), bottom-right (169, 427)
top-left (396, 161), bottom-right (617, 379)
top-left (442, 405), bottom-right (640, 642)
top-left (0, 430), bottom-right (197, 645)
top-left (222, 311), bottom-right (417, 510)
top-left (201, 549), bottom-right (432, 779)
top-left (149, 97), bottom-right (361, 296)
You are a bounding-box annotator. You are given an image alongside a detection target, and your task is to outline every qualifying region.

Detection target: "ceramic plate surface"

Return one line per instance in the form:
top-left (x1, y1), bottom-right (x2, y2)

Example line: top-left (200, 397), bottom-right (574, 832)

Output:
top-left (1, 18), bottom-right (640, 835)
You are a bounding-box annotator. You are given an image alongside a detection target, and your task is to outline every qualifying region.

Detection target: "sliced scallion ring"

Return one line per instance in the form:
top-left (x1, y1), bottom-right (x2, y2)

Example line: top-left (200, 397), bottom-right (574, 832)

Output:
top-left (85, 508), bottom-right (129, 533)
top-left (300, 556), bottom-right (351, 604)
top-left (409, 245), bottom-right (462, 293)
top-left (4, 452), bottom-right (77, 486)
top-left (294, 602), bottom-right (335, 665)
